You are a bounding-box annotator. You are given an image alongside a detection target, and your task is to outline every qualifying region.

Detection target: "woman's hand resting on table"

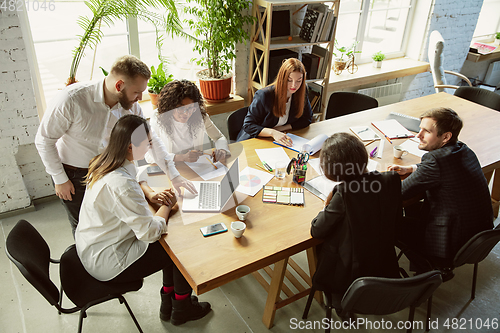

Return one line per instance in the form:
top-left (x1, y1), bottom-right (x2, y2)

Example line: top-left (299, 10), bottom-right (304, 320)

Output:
top-left (147, 188), bottom-right (176, 207)
top-left (272, 130), bottom-right (293, 147)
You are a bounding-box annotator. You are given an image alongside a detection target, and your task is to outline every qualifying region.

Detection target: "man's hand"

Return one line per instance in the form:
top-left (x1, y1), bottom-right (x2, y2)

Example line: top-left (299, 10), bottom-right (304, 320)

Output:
top-left (272, 130), bottom-right (293, 147)
top-left (212, 149), bottom-right (227, 163)
top-left (148, 188), bottom-right (176, 206)
top-left (387, 165), bottom-right (413, 176)
top-left (171, 175), bottom-right (197, 195)
top-left (55, 180), bottom-right (75, 201)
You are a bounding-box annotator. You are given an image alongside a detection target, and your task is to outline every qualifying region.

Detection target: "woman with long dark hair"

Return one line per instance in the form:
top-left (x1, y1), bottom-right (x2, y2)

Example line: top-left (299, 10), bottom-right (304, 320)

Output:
top-left (237, 58), bottom-right (313, 145)
top-left (76, 114), bottom-right (211, 325)
top-left (150, 79), bottom-right (230, 163)
top-left (310, 133), bottom-right (402, 301)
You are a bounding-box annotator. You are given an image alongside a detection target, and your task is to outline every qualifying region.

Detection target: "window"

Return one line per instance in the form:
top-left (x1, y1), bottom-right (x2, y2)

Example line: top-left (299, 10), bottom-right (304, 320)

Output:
top-left (26, 1), bottom-right (201, 103)
top-left (472, 0), bottom-right (500, 39)
top-left (336, 0), bottom-right (415, 63)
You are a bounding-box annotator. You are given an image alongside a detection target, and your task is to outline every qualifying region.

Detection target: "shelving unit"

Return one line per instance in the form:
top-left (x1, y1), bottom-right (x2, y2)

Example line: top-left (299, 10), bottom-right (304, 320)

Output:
top-left (247, 0), bottom-right (340, 120)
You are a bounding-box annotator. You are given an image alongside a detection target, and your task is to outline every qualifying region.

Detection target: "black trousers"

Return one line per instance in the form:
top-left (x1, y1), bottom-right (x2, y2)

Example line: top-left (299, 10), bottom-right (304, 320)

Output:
top-left (109, 241), bottom-right (192, 295)
top-left (60, 165), bottom-right (88, 238)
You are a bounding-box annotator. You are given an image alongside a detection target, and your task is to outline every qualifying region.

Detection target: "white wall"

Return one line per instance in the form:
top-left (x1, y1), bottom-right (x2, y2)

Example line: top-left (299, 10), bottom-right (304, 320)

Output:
top-left (0, 9), bottom-right (54, 213)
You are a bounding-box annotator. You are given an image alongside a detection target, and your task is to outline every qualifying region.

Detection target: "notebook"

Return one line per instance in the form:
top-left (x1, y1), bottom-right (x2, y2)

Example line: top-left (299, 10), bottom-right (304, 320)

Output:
top-left (182, 158), bottom-right (240, 213)
top-left (273, 133), bottom-right (329, 155)
top-left (349, 126), bottom-right (381, 141)
top-left (371, 119), bottom-right (415, 139)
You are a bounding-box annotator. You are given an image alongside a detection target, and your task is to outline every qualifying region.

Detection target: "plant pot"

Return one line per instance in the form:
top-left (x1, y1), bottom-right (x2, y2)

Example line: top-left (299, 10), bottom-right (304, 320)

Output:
top-left (197, 69), bottom-right (233, 103)
top-left (149, 92), bottom-right (159, 108)
top-left (333, 59), bottom-right (347, 73)
top-left (372, 60), bottom-right (383, 68)
top-left (495, 38), bottom-right (500, 46)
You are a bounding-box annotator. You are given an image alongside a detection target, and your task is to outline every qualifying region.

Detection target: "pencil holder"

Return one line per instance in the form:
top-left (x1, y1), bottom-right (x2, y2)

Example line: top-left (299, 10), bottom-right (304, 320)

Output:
top-left (292, 167), bottom-right (307, 185)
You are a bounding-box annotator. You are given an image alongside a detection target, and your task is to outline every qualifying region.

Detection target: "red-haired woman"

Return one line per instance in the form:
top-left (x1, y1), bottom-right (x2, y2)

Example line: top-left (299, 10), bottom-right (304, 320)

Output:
top-left (237, 58), bottom-right (312, 145)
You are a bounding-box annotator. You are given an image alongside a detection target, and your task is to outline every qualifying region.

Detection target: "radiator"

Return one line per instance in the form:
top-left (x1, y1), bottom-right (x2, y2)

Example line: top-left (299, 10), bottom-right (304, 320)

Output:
top-left (484, 61), bottom-right (500, 87)
top-left (358, 82), bottom-right (402, 106)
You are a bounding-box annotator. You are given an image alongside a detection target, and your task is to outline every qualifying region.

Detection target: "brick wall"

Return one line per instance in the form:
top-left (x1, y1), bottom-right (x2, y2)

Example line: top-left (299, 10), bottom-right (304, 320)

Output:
top-left (401, 0), bottom-right (484, 101)
top-left (0, 9), bottom-right (53, 213)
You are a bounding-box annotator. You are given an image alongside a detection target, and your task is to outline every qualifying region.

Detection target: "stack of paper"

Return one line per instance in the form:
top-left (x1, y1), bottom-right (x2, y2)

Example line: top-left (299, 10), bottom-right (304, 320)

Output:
top-left (372, 119), bottom-right (415, 139)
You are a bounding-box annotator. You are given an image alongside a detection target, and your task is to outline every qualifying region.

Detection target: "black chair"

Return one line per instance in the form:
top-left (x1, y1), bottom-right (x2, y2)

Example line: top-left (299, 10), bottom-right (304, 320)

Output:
top-left (302, 270), bottom-right (443, 333)
top-left (5, 220), bottom-right (144, 333)
top-left (226, 106), bottom-right (248, 142)
top-left (432, 224), bottom-right (500, 300)
top-left (325, 91), bottom-right (378, 120)
top-left (454, 86), bottom-right (500, 111)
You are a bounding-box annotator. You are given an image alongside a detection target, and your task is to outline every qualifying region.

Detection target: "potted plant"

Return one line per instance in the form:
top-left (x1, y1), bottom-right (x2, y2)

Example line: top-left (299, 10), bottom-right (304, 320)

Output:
top-left (67, 0), bottom-right (189, 85)
top-left (184, 0), bottom-right (255, 102)
top-left (372, 51), bottom-right (386, 68)
top-left (147, 63), bottom-right (174, 107)
top-left (495, 32), bottom-right (500, 46)
top-left (332, 40), bottom-right (360, 74)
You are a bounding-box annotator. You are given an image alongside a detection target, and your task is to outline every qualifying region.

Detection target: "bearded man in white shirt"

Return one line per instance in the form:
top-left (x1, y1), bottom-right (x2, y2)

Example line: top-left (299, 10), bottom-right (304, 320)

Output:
top-left (35, 55), bottom-right (196, 236)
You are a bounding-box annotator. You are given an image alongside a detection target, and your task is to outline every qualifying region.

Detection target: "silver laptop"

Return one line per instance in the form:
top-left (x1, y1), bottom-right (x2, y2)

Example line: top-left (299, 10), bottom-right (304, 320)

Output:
top-left (182, 158), bottom-right (239, 212)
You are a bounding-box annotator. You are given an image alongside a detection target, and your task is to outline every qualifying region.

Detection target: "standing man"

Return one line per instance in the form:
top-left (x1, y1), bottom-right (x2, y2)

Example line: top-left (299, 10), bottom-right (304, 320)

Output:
top-left (389, 107), bottom-right (493, 269)
top-left (35, 55), bottom-right (196, 236)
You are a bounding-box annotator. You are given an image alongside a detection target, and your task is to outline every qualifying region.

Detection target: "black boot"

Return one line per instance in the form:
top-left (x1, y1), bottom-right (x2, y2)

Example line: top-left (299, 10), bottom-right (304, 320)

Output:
top-left (171, 293), bottom-right (211, 326)
top-left (160, 289), bottom-right (199, 322)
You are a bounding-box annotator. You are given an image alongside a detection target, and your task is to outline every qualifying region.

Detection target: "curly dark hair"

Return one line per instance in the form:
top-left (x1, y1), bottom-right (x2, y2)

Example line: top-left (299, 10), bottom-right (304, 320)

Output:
top-left (156, 79), bottom-right (207, 139)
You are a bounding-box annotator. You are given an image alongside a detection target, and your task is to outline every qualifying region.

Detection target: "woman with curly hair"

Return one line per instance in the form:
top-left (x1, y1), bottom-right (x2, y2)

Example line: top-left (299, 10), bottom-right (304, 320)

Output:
top-left (149, 79), bottom-right (230, 163)
top-left (236, 58), bottom-right (312, 145)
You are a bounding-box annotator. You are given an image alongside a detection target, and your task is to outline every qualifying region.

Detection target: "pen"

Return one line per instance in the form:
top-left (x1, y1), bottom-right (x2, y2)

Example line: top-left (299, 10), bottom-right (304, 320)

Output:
top-left (370, 147), bottom-right (378, 158)
top-left (255, 163), bottom-right (272, 173)
top-left (262, 161), bottom-right (273, 172)
top-left (206, 156), bottom-right (218, 169)
top-left (384, 135), bottom-right (393, 144)
top-left (364, 139), bottom-right (376, 146)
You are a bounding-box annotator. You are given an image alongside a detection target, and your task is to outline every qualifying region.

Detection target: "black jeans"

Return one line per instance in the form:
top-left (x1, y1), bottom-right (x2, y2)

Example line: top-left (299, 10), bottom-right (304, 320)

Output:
top-left (110, 241), bottom-right (192, 295)
top-left (60, 165), bottom-right (88, 238)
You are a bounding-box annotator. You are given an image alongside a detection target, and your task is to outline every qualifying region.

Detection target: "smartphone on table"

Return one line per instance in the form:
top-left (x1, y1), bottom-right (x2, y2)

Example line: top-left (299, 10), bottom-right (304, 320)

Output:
top-left (200, 223), bottom-right (228, 237)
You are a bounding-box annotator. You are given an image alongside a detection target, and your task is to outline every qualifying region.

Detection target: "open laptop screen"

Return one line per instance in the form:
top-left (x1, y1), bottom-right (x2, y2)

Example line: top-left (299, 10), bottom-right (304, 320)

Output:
top-left (220, 158), bottom-right (240, 208)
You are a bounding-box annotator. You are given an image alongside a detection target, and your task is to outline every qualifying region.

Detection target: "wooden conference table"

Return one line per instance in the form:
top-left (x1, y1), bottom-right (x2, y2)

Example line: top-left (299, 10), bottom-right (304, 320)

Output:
top-left (150, 92), bottom-right (500, 328)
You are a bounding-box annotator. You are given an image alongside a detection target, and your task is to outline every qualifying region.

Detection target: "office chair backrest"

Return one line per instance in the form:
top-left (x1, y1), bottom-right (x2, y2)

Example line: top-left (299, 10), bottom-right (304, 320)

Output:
top-left (428, 30), bottom-right (447, 93)
top-left (227, 106), bottom-right (248, 142)
top-left (454, 87), bottom-right (500, 111)
top-left (340, 270), bottom-right (442, 315)
top-left (326, 92), bottom-right (378, 120)
top-left (5, 219), bottom-right (60, 306)
top-left (453, 225), bottom-right (500, 267)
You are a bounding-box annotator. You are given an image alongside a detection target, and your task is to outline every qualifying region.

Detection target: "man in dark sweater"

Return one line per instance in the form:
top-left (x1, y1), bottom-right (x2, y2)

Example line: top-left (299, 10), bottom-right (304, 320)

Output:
top-left (389, 107), bottom-right (493, 269)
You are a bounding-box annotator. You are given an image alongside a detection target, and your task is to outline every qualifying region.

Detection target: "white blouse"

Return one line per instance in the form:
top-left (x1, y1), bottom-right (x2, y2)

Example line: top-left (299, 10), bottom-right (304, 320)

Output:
top-left (75, 160), bottom-right (167, 281)
top-left (275, 97), bottom-right (291, 127)
top-left (148, 111), bottom-right (230, 158)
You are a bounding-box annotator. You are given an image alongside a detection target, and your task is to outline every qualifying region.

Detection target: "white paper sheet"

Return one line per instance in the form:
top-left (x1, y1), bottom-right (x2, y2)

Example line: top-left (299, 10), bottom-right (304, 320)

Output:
top-left (255, 147), bottom-right (291, 171)
top-left (236, 166), bottom-right (274, 197)
top-left (185, 156), bottom-right (227, 180)
top-left (399, 139), bottom-right (426, 158)
top-left (308, 158), bottom-right (322, 175)
top-left (305, 175), bottom-right (340, 200)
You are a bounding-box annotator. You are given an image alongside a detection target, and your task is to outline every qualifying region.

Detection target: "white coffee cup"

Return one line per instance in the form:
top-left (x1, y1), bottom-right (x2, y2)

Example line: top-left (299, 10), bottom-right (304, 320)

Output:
top-left (235, 205), bottom-right (250, 221)
top-left (393, 145), bottom-right (408, 159)
top-left (231, 221), bottom-right (246, 238)
top-left (275, 161), bottom-right (287, 180)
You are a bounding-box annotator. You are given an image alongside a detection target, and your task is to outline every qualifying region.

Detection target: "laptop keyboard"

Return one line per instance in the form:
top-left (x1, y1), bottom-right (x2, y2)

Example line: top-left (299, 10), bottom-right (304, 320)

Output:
top-left (199, 182), bottom-right (218, 209)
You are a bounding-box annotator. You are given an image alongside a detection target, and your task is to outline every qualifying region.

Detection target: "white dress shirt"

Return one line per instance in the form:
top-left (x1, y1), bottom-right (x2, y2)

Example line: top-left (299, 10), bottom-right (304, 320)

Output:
top-left (75, 160), bottom-right (167, 281)
top-left (148, 111), bottom-right (230, 159)
top-left (35, 79), bottom-right (179, 185)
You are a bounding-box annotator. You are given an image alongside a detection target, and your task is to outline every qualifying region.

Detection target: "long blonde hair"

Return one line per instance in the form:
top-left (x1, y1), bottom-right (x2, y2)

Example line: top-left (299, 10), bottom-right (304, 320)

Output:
top-left (270, 58), bottom-right (306, 118)
top-left (85, 115), bottom-right (150, 188)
